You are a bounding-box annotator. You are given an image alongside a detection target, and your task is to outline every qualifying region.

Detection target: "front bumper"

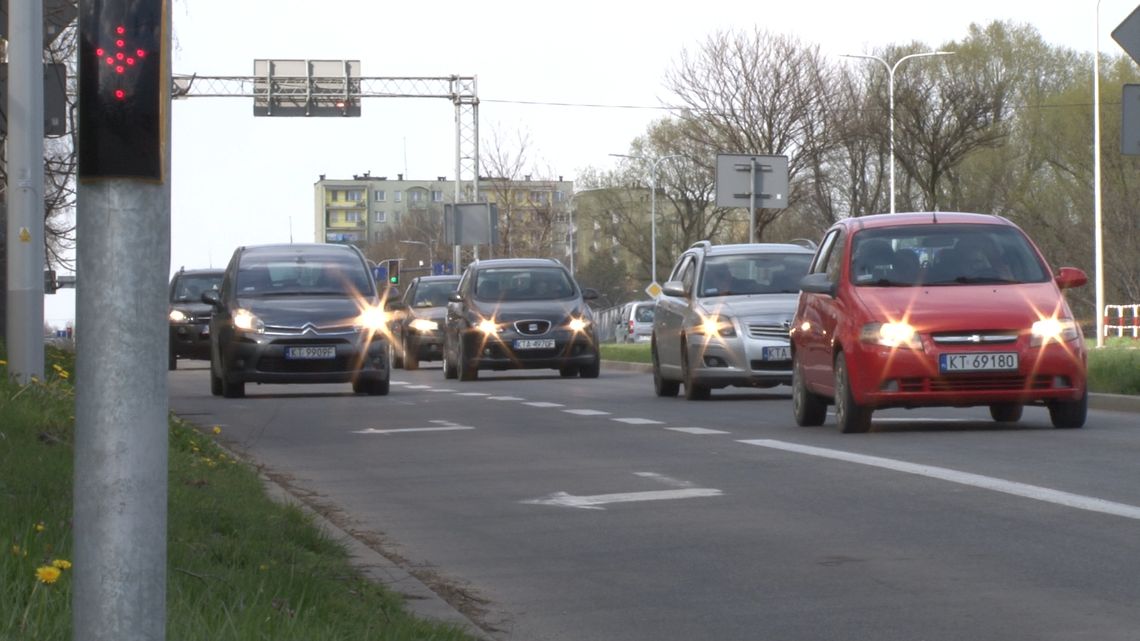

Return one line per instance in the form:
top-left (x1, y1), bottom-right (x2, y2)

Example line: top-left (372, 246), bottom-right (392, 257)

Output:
top-left (219, 330), bottom-right (389, 385)
top-left (460, 328), bottom-right (598, 371)
top-left (406, 331), bottom-right (446, 361)
top-left (170, 322), bottom-right (211, 360)
top-left (685, 331), bottom-right (793, 388)
top-left (848, 338), bottom-right (1087, 409)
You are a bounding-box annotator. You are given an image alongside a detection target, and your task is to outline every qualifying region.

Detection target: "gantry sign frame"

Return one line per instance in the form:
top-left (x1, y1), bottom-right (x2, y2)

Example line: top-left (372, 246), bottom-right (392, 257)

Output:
top-left (172, 68), bottom-right (481, 263)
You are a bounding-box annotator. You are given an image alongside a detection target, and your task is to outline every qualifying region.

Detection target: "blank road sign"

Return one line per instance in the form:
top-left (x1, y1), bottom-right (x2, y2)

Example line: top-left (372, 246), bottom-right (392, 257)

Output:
top-left (1123, 84), bottom-right (1140, 156)
top-left (715, 153), bottom-right (789, 209)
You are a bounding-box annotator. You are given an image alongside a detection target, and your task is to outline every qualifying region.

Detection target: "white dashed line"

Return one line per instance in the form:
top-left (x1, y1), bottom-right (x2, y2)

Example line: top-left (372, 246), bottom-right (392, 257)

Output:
top-left (524, 402), bottom-right (565, 408)
top-left (667, 427), bottom-right (731, 435)
top-left (740, 439), bottom-right (1140, 522)
top-left (405, 385), bottom-right (433, 389)
top-left (563, 409), bottom-right (611, 416)
top-left (488, 396), bottom-right (526, 401)
top-left (612, 417), bottom-right (664, 425)
top-left (455, 392), bottom-right (489, 396)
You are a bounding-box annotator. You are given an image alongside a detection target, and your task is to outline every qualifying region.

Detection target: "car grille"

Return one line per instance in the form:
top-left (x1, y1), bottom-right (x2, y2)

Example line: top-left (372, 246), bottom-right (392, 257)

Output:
top-left (931, 331), bottom-right (1019, 345)
top-left (263, 323), bottom-right (359, 336)
top-left (513, 319), bottom-right (552, 336)
top-left (897, 374), bottom-right (1053, 392)
top-left (746, 323), bottom-right (791, 340)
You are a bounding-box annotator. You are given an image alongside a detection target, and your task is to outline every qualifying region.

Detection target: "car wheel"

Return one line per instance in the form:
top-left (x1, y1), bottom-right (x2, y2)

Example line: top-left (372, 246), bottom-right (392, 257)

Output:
top-left (442, 340), bottom-right (458, 379)
top-left (458, 337), bottom-right (478, 381)
top-left (354, 374), bottom-right (390, 396)
top-left (403, 340), bottom-right (419, 371)
top-left (681, 340), bottom-right (711, 401)
top-left (652, 338), bottom-right (680, 397)
top-left (209, 357), bottom-right (223, 397)
top-left (989, 403), bottom-right (1023, 423)
top-left (834, 354), bottom-right (870, 433)
top-left (579, 355), bottom-right (600, 379)
top-left (221, 371), bottom-right (244, 399)
top-left (1049, 389), bottom-right (1087, 429)
top-left (559, 366), bottom-right (578, 377)
top-left (792, 358), bottom-right (827, 427)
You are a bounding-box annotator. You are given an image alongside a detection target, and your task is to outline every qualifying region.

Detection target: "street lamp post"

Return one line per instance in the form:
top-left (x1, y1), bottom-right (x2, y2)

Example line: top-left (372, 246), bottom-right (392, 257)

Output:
top-left (1093, 0), bottom-right (1106, 347)
top-left (842, 50), bottom-right (954, 214)
top-left (610, 153), bottom-right (688, 285)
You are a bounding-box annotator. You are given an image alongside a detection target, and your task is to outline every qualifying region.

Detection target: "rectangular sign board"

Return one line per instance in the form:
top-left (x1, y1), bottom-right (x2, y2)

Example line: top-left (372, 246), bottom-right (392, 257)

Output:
top-left (253, 59), bottom-right (360, 117)
top-left (715, 153), bottom-right (789, 209)
top-left (1123, 84), bottom-right (1140, 156)
top-left (445, 203), bottom-right (499, 246)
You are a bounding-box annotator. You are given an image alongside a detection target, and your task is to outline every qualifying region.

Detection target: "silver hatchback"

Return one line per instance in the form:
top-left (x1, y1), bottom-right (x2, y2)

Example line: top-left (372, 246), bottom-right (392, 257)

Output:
top-left (652, 241), bottom-right (813, 400)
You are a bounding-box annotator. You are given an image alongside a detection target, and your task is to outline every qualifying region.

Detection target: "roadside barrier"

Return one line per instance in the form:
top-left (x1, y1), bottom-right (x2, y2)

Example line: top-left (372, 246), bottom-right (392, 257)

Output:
top-left (1104, 304), bottom-right (1140, 338)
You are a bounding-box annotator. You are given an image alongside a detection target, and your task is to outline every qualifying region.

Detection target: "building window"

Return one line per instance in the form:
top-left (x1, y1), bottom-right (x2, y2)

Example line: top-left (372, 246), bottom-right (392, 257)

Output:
top-left (431, 190), bottom-right (443, 202)
top-left (410, 190), bottom-right (423, 203)
top-left (395, 212), bottom-right (402, 224)
top-left (531, 191), bottom-right (549, 204)
top-left (330, 190), bottom-right (339, 202)
top-left (375, 211), bottom-right (387, 223)
top-left (346, 211), bottom-right (360, 223)
top-left (347, 190), bottom-right (363, 202)
top-left (394, 191), bottom-right (403, 202)
top-left (374, 189), bottom-right (386, 201)
top-left (555, 191), bottom-right (564, 202)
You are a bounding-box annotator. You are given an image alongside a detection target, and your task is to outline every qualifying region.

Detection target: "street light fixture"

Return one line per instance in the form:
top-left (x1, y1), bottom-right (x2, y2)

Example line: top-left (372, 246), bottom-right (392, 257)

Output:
top-left (398, 239), bottom-right (431, 271)
top-left (609, 153), bottom-right (689, 285)
top-left (841, 50), bottom-right (954, 214)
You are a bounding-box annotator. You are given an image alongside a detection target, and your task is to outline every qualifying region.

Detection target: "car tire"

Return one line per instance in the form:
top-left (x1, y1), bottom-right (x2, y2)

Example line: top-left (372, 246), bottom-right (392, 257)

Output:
top-left (221, 371), bottom-right (244, 399)
top-left (579, 355), bottom-right (600, 379)
top-left (989, 403), bottom-right (1023, 423)
top-left (681, 340), bottom-right (711, 401)
top-left (443, 340), bottom-right (458, 379)
top-left (792, 359), bottom-right (827, 427)
top-left (354, 374), bottom-right (390, 396)
top-left (458, 337), bottom-right (478, 381)
top-left (559, 366), bottom-right (578, 377)
top-left (834, 354), bottom-right (870, 433)
top-left (209, 359), bottom-right (223, 397)
top-left (652, 339), bottom-right (680, 397)
top-left (1049, 389), bottom-right (1087, 429)
top-left (169, 349), bottom-right (177, 371)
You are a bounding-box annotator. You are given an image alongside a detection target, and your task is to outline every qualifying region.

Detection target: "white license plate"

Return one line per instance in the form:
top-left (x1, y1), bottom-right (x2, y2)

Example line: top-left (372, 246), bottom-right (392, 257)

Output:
top-left (939, 352), bottom-right (1018, 373)
top-left (514, 339), bottom-right (556, 350)
top-left (284, 346), bottom-right (336, 360)
top-left (762, 346), bottom-right (791, 361)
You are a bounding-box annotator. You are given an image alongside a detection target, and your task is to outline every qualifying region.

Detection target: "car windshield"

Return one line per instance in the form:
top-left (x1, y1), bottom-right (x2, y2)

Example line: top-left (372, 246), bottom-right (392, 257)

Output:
top-left (849, 224), bottom-right (1050, 287)
top-left (172, 273), bottom-right (223, 302)
top-left (236, 254), bottom-right (374, 296)
top-left (412, 281), bottom-right (458, 307)
top-left (475, 267), bottom-right (575, 301)
top-left (699, 253), bottom-right (812, 297)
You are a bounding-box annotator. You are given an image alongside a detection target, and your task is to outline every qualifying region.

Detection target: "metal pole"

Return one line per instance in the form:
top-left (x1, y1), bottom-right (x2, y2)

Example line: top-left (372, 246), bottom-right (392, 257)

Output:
top-left (1093, 1), bottom-right (1106, 347)
top-left (73, 3), bottom-right (172, 638)
top-left (650, 165), bottom-right (658, 284)
top-left (749, 159), bottom-right (757, 241)
top-left (453, 102), bottom-right (463, 274)
top-left (5, 0), bottom-right (46, 383)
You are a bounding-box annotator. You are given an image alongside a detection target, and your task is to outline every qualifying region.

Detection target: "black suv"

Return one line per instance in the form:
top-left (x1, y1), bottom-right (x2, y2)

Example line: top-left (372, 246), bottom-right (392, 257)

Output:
top-left (168, 267), bottom-right (225, 370)
top-left (388, 274), bottom-right (461, 370)
top-left (442, 258), bottom-right (600, 381)
top-left (203, 243), bottom-right (393, 397)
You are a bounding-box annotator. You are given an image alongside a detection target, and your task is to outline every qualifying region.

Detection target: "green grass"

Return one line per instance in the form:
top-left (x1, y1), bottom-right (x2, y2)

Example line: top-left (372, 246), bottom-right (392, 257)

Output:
top-left (601, 338), bottom-right (1140, 395)
top-left (0, 343), bottom-right (478, 641)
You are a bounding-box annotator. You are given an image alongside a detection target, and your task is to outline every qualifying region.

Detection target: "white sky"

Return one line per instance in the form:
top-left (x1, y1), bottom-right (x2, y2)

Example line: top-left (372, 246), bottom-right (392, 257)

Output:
top-left (42, 0), bottom-right (1140, 326)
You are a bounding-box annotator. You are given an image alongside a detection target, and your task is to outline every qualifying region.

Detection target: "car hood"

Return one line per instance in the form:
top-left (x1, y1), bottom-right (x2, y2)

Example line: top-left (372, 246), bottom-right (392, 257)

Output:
top-left (408, 306), bottom-right (448, 322)
top-left (698, 293), bottom-right (799, 320)
top-left (471, 299), bottom-right (591, 322)
top-left (238, 296), bottom-right (373, 327)
top-left (171, 301), bottom-right (213, 316)
top-left (852, 283), bottom-right (1069, 330)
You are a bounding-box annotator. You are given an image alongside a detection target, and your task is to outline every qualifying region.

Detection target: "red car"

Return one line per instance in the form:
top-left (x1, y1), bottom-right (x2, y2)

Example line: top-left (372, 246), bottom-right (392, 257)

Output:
top-left (790, 212), bottom-right (1089, 433)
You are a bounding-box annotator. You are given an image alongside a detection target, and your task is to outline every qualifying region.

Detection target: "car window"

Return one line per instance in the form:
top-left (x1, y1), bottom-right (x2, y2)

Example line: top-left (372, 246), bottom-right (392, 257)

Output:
top-left (171, 273), bottom-right (222, 302)
top-left (698, 253), bottom-right (812, 296)
top-left (634, 305), bottom-right (655, 322)
top-left (411, 280), bottom-right (458, 307)
top-left (476, 267), bottom-right (574, 301)
top-left (677, 256), bottom-right (697, 294)
top-left (237, 253), bottom-right (373, 296)
top-left (822, 229), bottom-right (846, 283)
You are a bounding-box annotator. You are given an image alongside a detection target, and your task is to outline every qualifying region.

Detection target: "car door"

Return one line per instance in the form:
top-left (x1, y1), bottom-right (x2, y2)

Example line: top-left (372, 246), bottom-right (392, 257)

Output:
top-left (653, 252), bottom-right (697, 378)
top-left (444, 270), bottom-right (473, 361)
top-left (795, 228), bottom-right (846, 395)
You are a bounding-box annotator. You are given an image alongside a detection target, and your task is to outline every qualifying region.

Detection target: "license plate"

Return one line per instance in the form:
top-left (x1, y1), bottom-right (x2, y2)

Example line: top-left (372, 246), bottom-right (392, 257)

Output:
top-left (762, 346), bottom-right (791, 361)
top-left (939, 352), bottom-right (1018, 373)
top-left (514, 339), bottom-right (556, 350)
top-left (284, 346), bottom-right (336, 360)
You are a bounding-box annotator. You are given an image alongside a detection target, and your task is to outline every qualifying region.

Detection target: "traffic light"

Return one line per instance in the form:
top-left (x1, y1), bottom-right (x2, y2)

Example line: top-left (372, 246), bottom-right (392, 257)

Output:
top-left (44, 269), bottom-right (58, 295)
top-left (78, 0), bottom-right (165, 180)
top-left (387, 259), bottom-right (400, 285)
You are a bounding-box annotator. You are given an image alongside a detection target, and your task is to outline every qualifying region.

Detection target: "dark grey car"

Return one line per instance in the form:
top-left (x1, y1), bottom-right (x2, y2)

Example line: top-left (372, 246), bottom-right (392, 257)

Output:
top-left (442, 258), bottom-right (601, 381)
top-left (389, 274), bottom-right (461, 370)
top-left (203, 243), bottom-right (392, 397)
top-left (168, 267), bottom-right (224, 370)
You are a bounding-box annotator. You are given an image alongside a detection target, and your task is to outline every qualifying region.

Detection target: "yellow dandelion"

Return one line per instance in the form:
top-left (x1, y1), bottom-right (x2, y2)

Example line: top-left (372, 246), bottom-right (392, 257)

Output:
top-left (212, 426), bottom-right (222, 435)
top-left (51, 559), bottom-right (72, 570)
top-left (0, 359), bottom-right (7, 366)
top-left (36, 566), bottom-right (61, 584)
top-left (259, 564), bottom-right (269, 571)
top-left (11, 545), bottom-right (20, 556)
top-left (34, 521), bottom-right (45, 533)
top-left (58, 370), bottom-right (70, 380)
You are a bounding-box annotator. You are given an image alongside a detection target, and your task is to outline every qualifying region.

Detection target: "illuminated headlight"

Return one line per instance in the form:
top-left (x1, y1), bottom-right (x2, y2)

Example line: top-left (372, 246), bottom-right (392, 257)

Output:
top-left (1031, 318), bottom-right (1079, 346)
top-left (476, 319), bottom-right (501, 335)
top-left (409, 318), bottom-right (439, 333)
top-left (695, 314), bottom-right (736, 337)
top-left (356, 307), bottom-right (389, 331)
top-left (568, 318), bottom-right (591, 332)
top-left (233, 309), bottom-right (264, 333)
top-left (861, 322), bottom-right (921, 349)
top-left (168, 309), bottom-right (187, 323)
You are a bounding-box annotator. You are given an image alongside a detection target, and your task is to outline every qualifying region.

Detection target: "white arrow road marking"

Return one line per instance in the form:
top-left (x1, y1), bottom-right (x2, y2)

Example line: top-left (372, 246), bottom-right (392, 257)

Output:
top-left (667, 427), bottom-right (730, 435)
top-left (522, 472), bottom-right (722, 510)
top-left (354, 420), bottom-right (474, 435)
top-left (524, 401), bottom-right (565, 408)
top-left (563, 409), bottom-right (610, 416)
top-left (741, 439), bottom-right (1140, 522)
top-left (612, 417), bottom-right (664, 425)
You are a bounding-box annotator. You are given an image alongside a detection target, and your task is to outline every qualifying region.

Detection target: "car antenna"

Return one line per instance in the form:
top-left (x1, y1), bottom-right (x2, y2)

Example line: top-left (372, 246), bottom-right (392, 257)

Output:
top-left (932, 208), bottom-right (939, 224)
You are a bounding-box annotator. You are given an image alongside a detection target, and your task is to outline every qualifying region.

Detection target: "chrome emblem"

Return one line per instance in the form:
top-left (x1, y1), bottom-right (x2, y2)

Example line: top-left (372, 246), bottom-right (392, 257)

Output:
top-left (528, 323), bottom-right (538, 332)
top-left (968, 334), bottom-right (982, 343)
top-left (302, 323), bottom-right (318, 335)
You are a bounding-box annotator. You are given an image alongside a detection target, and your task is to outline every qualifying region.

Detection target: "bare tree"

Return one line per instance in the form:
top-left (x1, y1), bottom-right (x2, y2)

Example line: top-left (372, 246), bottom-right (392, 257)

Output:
top-left (480, 125), bottom-right (563, 260)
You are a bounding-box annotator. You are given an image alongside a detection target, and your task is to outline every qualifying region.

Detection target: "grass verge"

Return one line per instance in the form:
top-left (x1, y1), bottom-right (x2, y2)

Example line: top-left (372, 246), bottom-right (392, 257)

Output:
top-left (0, 343), bottom-right (478, 641)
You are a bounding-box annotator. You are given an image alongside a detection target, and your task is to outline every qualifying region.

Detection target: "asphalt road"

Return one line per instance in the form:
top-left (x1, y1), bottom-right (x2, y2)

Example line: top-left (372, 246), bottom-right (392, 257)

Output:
top-left (169, 362), bottom-right (1140, 641)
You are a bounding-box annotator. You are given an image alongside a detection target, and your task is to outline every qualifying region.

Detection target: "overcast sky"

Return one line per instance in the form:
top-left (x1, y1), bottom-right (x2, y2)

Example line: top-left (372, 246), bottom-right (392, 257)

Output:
top-left (42, 0), bottom-right (1140, 325)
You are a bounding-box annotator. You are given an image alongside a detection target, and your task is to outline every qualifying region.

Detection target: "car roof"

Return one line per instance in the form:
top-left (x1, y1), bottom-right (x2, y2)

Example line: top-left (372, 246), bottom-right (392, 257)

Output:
top-left (173, 267), bottom-right (224, 276)
top-left (467, 258), bottom-right (565, 269)
top-left (414, 275), bottom-right (461, 282)
top-left (237, 242), bottom-right (364, 260)
top-left (835, 212), bottom-right (1015, 230)
top-left (702, 242), bottom-right (815, 256)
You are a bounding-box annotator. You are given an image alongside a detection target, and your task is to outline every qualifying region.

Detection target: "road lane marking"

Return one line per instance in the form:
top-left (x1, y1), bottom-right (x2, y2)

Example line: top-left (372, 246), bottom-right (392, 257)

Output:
top-left (354, 420), bottom-right (474, 435)
top-left (405, 384), bottom-right (433, 389)
top-left (455, 392), bottom-right (488, 396)
top-left (521, 488), bottom-right (723, 510)
top-left (563, 409), bottom-right (610, 416)
top-left (634, 472), bottom-right (695, 488)
top-left (740, 439), bottom-right (1140, 522)
top-left (524, 402), bottom-right (565, 408)
top-left (612, 417), bottom-right (664, 425)
top-left (488, 396), bottom-right (525, 401)
top-left (668, 427), bottom-right (731, 435)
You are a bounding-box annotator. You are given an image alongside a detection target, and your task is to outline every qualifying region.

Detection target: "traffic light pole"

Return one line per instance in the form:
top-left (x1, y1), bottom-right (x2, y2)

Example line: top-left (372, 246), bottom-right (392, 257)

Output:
top-left (5, 0), bottom-right (46, 383)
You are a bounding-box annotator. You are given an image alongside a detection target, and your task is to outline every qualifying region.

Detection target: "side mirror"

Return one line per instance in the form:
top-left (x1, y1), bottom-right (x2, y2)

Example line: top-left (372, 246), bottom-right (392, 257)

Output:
top-left (448, 291), bottom-right (463, 303)
top-left (799, 273), bottom-right (837, 297)
top-left (661, 280), bottom-right (686, 297)
top-left (1055, 267), bottom-right (1088, 290)
top-left (581, 287), bottom-right (599, 300)
top-left (201, 289), bottom-right (222, 309)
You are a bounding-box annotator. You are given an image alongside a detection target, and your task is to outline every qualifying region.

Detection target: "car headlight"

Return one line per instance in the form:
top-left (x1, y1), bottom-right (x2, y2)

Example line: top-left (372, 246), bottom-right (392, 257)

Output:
top-left (1030, 318), bottom-right (1079, 346)
top-left (476, 318), bottom-right (501, 335)
top-left (694, 314), bottom-right (736, 337)
top-left (409, 318), bottom-right (439, 333)
top-left (568, 317), bottom-right (591, 332)
top-left (861, 321), bottom-right (921, 349)
top-left (168, 309), bottom-right (187, 323)
top-left (233, 309), bottom-right (264, 333)
top-left (356, 306), bottom-right (389, 332)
